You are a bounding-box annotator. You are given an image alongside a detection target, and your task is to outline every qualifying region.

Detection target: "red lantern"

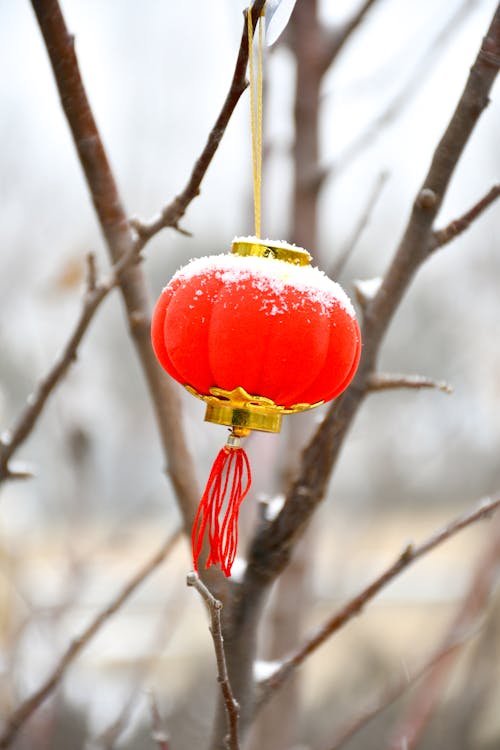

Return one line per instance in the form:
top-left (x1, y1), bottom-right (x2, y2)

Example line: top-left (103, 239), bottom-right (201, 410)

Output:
top-left (152, 237), bottom-right (361, 575)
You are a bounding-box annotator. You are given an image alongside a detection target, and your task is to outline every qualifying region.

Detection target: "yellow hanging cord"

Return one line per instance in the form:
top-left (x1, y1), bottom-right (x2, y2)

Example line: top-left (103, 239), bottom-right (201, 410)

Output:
top-left (248, 6), bottom-right (264, 238)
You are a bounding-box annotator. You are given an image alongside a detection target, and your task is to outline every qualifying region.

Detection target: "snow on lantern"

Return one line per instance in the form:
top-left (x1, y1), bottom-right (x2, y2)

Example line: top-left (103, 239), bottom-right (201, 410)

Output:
top-left (151, 237), bottom-right (361, 576)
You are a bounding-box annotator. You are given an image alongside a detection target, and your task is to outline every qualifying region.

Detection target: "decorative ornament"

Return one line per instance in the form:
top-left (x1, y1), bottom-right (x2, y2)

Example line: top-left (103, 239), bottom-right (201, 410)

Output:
top-left (151, 9), bottom-right (361, 577)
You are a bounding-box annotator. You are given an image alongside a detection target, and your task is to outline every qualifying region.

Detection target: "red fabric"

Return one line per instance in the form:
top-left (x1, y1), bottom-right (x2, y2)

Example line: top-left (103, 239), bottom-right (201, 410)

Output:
top-left (152, 263), bottom-right (361, 408)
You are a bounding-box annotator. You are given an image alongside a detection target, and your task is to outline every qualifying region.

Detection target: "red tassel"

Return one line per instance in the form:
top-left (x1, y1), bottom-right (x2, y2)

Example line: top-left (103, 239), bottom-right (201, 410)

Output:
top-left (192, 440), bottom-right (251, 577)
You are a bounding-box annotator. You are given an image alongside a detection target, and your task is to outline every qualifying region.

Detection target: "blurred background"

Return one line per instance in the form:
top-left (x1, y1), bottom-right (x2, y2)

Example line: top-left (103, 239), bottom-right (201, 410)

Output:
top-left (0, 0), bottom-right (499, 748)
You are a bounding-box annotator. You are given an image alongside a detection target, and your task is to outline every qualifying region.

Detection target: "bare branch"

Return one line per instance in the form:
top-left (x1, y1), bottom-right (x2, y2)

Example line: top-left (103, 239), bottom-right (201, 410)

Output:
top-left (0, 528), bottom-right (181, 748)
top-left (187, 572), bottom-right (240, 750)
top-left (255, 494), bottom-right (500, 709)
top-left (216, 15), bottom-right (500, 743)
top-left (322, 0), bottom-right (382, 71)
top-left (330, 171), bottom-right (389, 278)
top-left (133, 0), bottom-right (267, 244)
top-left (328, 0), bottom-right (480, 179)
top-left (30, 0), bottom-right (201, 536)
top-left (366, 372), bottom-right (453, 394)
top-left (241, 2), bottom-right (500, 591)
top-left (431, 183), bottom-right (500, 249)
top-left (0, 248), bottom-right (143, 485)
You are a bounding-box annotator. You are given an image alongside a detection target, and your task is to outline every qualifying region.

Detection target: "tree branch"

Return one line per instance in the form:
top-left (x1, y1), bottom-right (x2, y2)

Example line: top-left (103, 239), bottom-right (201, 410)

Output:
top-left (133, 0), bottom-right (267, 244)
top-left (322, 0), bottom-right (382, 71)
top-left (254, 494), bottom-right (500, 709)
top-left (0, 250), bottom-right (140, 484)
top-left (366, 372), bottom-right (453, 394)
top-left (431, 182), bottom-right (500, 249)
top-left (0, 528), bottom-right (181, 749)
top-left (187, 573), bottom-right (240, 750)
top-left (241, 2), bottom-right (500, 592)
top-left (30, 0), bottom-right (201, 538)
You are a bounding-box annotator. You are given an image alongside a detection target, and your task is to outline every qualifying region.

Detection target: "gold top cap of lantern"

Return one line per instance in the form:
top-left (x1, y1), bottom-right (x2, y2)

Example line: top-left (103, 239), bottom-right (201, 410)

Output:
top-left (232, 237), bottom-right (312, 267)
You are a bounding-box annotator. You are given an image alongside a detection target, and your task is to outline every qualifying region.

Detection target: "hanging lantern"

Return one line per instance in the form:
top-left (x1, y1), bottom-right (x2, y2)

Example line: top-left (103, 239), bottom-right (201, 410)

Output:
top-left (151, 237), bottom-right (361, 576)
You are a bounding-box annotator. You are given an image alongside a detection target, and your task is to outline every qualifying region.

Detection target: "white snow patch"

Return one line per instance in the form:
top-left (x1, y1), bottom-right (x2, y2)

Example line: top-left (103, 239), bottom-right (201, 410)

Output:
top-left (253, 659), bottom-right (282, 682)
top-left (354, 276), bottom-right (382, 301)
top-left (0, 430), bottom-right (12, 446)
top-left (172, 252), bottom-right (356, 318)
top-left (262, 494), bottom-right (285, 521)
top-left (230, 556), bottom-right (247, 582)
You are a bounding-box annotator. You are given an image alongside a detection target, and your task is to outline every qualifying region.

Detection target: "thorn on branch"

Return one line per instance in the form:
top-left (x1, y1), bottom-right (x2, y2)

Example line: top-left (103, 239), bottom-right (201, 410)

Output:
top-left (367, 373), bottom-right (453, 394)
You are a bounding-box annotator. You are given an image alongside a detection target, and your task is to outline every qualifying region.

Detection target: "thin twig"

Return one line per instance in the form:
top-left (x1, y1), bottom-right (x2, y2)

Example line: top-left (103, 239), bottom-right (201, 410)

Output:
top-left (322, 0), bottom-right (382, 71)
top-left (133, 0), bottom-right (266, 244)
top-left (366, 372), bottom-right (453, 394)
top-left (431, 183), bottom-right (500, 249)
top-left (0, 250), bottom-right (141, 484)
top-left (330, 171), bottom-right (389, 278)
top-left (31, 0), bottom-right (201, 538)
top-left (96, 592), bottom-right (184, 750)
top-left (328, 0), bottom-right (480, 179)
top-left (387, 514), bottom-right (500, 750)
top-left (0, 528), bottom-right (181, 748)
top-left (187, 572), bottom-right (240, 750)
top-left (149, 692), bottom-right (171, 750)
top-left (325, 629), bottom-right (478, 750)
top-left (255, 494), bottom-right (500, 709)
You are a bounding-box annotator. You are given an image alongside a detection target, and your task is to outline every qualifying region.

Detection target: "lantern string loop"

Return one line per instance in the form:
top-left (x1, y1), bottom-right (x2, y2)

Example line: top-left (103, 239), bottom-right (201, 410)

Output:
top-left (192, 440), bottom-right (252, 577)
top-left (248, 6), bottom-right (265, 238)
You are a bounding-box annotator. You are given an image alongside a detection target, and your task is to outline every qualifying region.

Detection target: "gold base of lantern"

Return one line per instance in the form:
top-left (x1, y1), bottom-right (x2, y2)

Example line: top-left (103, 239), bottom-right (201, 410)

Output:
top-left (184, 385), bottom-right (323, 437)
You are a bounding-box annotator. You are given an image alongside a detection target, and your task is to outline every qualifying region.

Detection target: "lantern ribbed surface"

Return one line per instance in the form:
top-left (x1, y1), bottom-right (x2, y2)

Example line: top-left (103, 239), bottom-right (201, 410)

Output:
top-left (151, 239), bottom-right (361, 421)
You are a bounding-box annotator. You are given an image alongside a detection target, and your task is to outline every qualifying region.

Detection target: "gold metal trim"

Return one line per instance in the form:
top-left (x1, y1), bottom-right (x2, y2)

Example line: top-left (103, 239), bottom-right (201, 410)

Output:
top-left (231, 238), bottom-right (311, 267)
top-left (184, 385), bottom-right (323, 435)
